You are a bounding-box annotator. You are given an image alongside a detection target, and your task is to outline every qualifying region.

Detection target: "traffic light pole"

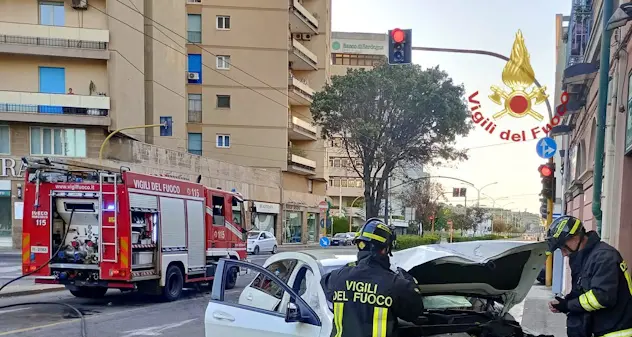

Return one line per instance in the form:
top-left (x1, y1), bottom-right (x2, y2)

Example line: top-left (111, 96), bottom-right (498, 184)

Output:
top-left (545, 157), bottom-right (555, 287)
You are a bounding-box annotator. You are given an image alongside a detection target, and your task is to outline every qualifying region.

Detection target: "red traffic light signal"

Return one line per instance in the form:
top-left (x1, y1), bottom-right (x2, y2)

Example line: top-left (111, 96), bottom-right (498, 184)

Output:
top-left (391, 28), bottom-right (405, 43)
top-left (538, 164), bottom-right (553, 177)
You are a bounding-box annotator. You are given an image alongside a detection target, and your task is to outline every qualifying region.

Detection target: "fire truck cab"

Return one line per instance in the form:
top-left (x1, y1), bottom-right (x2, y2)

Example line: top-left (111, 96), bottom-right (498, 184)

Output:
top-left (21, 158), bottom-right (247, 301)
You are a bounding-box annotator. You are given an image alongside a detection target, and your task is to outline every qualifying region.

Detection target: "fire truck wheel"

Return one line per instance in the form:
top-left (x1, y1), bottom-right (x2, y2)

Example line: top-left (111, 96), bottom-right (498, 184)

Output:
top-left (224, 266), bottom-right (238, 290)
top-left (162, 265), bottom-right (184, 301)
top-left (253, 246), bottom-right (260, 255)
top-left (69, 287), bottom-right (107, 298)
top-left (272, 245), bottom-right (278, 254)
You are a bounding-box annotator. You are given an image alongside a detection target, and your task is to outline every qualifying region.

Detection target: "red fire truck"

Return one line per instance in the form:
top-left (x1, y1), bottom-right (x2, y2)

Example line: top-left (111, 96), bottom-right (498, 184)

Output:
top-left (21, 158), bottom-right (247, 301)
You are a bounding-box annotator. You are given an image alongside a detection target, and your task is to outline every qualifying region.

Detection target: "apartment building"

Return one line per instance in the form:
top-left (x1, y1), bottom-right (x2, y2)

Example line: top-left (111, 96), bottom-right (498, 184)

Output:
top-left (0, 0), bottom-right (187, 247)
top-left (185, 0), bottom-right (331, 244)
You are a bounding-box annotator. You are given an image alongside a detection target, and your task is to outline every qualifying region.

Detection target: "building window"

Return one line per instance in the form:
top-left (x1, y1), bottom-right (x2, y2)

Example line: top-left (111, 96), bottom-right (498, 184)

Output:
top-left (216, 15), bottom-right (231, 30)
top-left (217, 95), bottom-right (231, 108)
top-left (0, 126), bottom-right (9, 154)
top-left (216, 55), bottom-right (231, 70)
top-left (332, 178), bottom-right (340, 187)
top-left (307, 179), bottom-right (313, 193)
top-left (187, 54), bottom-right (202, 84)
top-left (187, 14), bottom-right (202, 43)
top-left (159, 116), bottom-right (172, 136)
top-left (216, 134), bottom-right (230, 148)
top-left (188, 94), bottom-right (202, 123)
top-left (188, 133), bottom-right (202, 155)
top-left (39, 2), bottom-right (65, 26)
top-left (332, 53), bottom-right (386, 66)
top-left (30, 127), bottom-right (86, 157)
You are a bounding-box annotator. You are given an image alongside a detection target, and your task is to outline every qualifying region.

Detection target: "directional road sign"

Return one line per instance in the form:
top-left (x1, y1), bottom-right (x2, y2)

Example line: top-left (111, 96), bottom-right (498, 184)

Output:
top-left (536, 137), bottom-right (557, 159)
top-left (319, 236), bottom-right (330, 248)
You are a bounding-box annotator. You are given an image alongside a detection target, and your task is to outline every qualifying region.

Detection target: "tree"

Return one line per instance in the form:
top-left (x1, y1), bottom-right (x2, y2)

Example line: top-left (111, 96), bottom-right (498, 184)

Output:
top-left (311, 63), bottom-right (471, 218)
top-left (492, 217), bottom-right (509, 233)
top-left (332, 216), bottom-right (350, 234)
top-left (467, 207), bottom-right (491, 233)
top-left (397, 180), bottom-right (446, 232)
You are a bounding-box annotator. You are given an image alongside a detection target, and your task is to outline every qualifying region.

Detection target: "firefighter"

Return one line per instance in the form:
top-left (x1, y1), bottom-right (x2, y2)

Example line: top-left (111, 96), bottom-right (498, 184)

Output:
top-left (546, 215), bottom-right (632, 337)
top-left (320, 218), bottom-right (424, 337)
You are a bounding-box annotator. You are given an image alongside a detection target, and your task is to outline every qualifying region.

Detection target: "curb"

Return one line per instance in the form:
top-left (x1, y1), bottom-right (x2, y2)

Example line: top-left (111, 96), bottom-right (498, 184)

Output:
top-left (0, 286), bottom-right (66, 299)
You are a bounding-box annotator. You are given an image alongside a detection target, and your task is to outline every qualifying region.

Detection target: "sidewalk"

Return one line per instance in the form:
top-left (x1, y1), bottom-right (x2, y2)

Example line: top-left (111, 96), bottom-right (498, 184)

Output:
top-left (514, 284), bottom-right (567, 336)
top-left (0, 284), bottom-right (65, 298)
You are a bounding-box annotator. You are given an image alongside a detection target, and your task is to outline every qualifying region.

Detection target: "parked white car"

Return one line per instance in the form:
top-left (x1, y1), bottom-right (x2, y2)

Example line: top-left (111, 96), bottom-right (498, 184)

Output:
top-left (205, 241), bottom-right (550, 337)
top-left (247, 231), bottom-right (278, 255)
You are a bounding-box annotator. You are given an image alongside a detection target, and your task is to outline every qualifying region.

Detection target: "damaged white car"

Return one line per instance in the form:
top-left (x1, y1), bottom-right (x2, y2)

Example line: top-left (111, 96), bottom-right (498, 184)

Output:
top-left (204, 241), bottom-right (553, 337)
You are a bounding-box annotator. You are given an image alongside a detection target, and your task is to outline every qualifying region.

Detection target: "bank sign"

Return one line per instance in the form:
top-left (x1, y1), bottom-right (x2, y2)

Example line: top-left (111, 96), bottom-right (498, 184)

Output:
top-left (331, 38), bottom-right (386, 56)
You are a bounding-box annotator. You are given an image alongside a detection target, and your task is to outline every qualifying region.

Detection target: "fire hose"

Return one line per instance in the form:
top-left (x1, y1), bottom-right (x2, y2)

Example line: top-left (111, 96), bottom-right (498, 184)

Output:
top-left (0, 210), bottom-right (88, 337)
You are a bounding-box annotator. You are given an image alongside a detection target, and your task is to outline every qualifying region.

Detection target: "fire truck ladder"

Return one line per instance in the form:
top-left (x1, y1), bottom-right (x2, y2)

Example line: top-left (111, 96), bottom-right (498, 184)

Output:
top-left (99, 173), bottom-right (119, 263)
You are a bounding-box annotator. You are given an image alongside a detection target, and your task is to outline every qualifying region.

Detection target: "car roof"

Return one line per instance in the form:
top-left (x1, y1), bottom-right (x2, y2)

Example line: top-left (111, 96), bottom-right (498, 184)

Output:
top-left (294, 249), bottom-right (357, 266)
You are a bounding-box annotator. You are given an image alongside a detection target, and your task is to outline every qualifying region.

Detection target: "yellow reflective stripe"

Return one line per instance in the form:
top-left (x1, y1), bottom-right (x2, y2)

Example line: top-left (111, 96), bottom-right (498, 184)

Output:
top-left (372, 307), bottom-right (388, 337)
top-left (620, 262), bottom-right (632, 296)
top-left (585, 290), bottom-right (605, 310)
top-left (363, 232), bottom-right (387, 243)
top-left (579, 293), bottom-right (597, 311)
top-left (569, 219), bottom-right (581, 234)
top-left (376, 224), bottom-right (392, 234)
top-left (333, 302), bottom-right (344, 337)
top-left (552, 219), bottom-right (568, 238)
top-left (602, 328), bottom-right (632, 337)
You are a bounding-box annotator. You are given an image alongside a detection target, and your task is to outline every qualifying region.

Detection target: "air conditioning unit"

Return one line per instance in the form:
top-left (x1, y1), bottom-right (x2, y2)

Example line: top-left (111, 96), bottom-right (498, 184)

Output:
top-left (71, 0), bottom-right (88, 9)
top-left (187, 72), bottom-right (199, 80)
top-left (293, 33), bottom-right (303, 40)
top-left (301, 33), bottom-right (312, 41)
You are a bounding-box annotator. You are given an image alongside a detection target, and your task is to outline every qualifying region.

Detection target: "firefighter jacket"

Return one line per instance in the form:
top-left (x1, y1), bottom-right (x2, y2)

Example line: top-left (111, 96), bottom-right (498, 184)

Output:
top-left (565, 231), bottom-right (632, 337)
top-left (320, 251), bottom-right (424, 337)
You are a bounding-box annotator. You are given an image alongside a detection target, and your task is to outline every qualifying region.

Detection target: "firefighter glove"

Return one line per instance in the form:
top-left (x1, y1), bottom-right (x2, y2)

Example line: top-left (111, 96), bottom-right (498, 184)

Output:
top-left (552, 296), bottom-right (570, 313)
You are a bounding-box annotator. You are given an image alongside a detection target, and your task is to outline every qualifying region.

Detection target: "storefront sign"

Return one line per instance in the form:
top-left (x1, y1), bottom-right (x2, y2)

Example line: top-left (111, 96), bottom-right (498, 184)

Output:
top-left (0, 191), bottom-right (9, 197)
top-left (331, 38), bottom-right (387, 56)
top-left (0, 158), bottom-right (26, 178)
top-left (253, 202), bottom-right (280, 214)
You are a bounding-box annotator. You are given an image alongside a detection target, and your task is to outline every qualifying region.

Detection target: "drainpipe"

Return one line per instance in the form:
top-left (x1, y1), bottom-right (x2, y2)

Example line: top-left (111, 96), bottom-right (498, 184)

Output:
top-left (601, 54), bottom-right (619, 245)
top-left (593, 0), bottom-right (615, 236)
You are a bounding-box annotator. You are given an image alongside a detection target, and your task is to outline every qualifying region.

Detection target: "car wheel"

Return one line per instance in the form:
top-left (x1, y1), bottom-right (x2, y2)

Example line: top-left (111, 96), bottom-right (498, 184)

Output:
top-left (272, 245), bottom-right (278, 254)
top-left (162, 265), bottom-right (184, 301)
top-left (69, 287), bottom-right (107, 298)
top-left (224, 266), bottom-right (238, 290)
top-left (254, 246), bottom-right (260, 255)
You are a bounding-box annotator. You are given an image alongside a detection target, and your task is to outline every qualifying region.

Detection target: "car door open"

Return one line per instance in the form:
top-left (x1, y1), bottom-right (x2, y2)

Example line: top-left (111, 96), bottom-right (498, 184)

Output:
top-left (205, 259), bottom-right (322, 337)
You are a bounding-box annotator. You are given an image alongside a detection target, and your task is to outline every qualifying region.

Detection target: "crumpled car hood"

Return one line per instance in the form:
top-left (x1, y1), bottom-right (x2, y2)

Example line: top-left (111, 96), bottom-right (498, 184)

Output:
top-left (389, 240), bottom-right (548, 314)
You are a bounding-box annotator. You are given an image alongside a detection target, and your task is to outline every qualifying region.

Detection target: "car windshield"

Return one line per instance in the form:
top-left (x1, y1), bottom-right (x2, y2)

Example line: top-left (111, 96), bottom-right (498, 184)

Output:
top-left (248, 232), bottom-right (260, 238)
top-left (334, 233), bottom-right (346, 238)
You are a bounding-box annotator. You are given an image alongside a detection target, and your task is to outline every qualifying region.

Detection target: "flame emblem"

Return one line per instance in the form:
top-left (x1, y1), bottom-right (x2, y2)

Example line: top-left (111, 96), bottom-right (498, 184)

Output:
top-left (489, 30), bottom-right (548, 121)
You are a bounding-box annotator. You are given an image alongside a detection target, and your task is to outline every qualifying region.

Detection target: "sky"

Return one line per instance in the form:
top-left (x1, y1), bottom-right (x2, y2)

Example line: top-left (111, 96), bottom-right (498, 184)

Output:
top-left (332, 0), bottom-right (572, 214)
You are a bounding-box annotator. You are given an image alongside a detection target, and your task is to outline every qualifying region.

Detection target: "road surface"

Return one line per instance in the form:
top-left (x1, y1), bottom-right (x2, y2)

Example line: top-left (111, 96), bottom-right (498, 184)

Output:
top-left (0, 253), bottom-right (274, 337)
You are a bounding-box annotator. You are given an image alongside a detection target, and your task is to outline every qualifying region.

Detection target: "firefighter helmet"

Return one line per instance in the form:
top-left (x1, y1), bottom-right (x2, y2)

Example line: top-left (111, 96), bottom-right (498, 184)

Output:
top-left (354, 218), bottom-right (395, 255)
top-left (545, 215), bottom-right (585, 253)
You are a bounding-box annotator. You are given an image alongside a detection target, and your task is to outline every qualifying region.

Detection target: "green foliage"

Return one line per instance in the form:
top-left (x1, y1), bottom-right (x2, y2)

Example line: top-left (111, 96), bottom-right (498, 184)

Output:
top-left (395, 234), bottom-right (441, 250)
top-left (332, 216), bottom-right (351, 234)
top-left (450, 234), bottom-right (505, 242)
top-left (311, 64), bottom-right (471, 217)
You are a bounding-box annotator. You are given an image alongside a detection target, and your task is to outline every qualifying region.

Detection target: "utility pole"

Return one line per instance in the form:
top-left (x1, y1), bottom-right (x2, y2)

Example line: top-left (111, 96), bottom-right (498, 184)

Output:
top-left (384, 177), bottom-right (390, 226)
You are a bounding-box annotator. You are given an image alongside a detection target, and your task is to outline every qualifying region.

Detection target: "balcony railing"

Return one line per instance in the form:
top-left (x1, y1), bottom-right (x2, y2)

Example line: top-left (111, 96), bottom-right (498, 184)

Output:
top-left (289, 39), bottom-right (318, 70)
top-left (0, 35), bottom-right (107, 50)
top-left (187, 31), bottom-right (201, 43)
top-left (290, 0), bottom-right (319, 32)
top-left (188, 109), bottom-right (202, 123)
top-left (289, 115), bottom-right (317, 134)
top-left (0, 91), bottom-right (109, 115)
top-left (288, 152), bottom-right (316, 169)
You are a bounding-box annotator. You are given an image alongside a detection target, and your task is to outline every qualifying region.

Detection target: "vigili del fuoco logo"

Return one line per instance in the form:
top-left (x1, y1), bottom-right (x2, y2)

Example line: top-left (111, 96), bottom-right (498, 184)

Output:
top-left (468, 30), bottom-right (569, 142)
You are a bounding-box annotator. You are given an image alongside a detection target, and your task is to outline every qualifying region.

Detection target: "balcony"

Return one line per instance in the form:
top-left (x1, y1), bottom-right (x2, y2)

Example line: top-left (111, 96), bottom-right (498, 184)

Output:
top-left (0, 22), bottom-right (109, 59)
top-left (288, 114), bottom-right (317, 141)
top-left (0, 91), bottom-right (110, 126)
top-left (327, 185), bottom-right (364, 198)
top-left (290, 0), bottom-right (318, 34)
top-left (288, 76), bottom-right (314, 106)
top-left (289, 39), bottom-right (317, 70)
top-left (287, 151), bottom-right (316, 175)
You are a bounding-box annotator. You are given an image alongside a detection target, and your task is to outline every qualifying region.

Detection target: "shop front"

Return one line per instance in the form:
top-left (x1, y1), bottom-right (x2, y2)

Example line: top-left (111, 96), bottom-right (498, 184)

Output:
top-left (281, 202), bottom-right (323, 244)
top-left (0, 157), bottom-right (26, 248)
top-left (251, 201), bottom-right (280, 235)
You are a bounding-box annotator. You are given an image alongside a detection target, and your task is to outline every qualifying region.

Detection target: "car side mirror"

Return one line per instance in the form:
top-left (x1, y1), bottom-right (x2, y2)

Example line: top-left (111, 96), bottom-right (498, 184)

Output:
top-left (285, 302), bottom-right (301, 323)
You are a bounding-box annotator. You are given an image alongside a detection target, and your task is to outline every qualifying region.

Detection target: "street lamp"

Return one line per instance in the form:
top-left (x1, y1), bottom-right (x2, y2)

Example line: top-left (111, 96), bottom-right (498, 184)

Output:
top-left (606, 3), bottom-right (632, 31)
top-left (476, 182), bottom-right (498, 207)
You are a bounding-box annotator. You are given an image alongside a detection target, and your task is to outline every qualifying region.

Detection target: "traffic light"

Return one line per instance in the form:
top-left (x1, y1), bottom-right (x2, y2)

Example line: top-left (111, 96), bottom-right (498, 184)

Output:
top-left (539, 196), bottom-right (548, 219)
top-left (538, 163), bottom-right (556, 200)
top-left (388, 28), bottom-right (412, 65)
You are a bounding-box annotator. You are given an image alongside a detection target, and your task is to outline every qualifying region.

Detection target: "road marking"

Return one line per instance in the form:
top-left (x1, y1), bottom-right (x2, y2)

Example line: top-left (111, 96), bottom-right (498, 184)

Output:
top-left (0, 307), bottom-right (29, 315)
top-left (120, 319), bottom-right (197, 336)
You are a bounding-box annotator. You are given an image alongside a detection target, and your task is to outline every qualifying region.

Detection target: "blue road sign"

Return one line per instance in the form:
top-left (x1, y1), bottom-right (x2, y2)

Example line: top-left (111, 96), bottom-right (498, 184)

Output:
top-left (536, 137), bottom-right (557, 159)
top-left (319, 236), bottom-right (330, 248)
